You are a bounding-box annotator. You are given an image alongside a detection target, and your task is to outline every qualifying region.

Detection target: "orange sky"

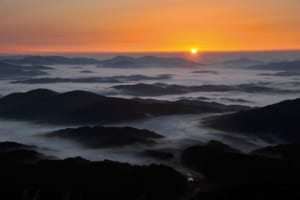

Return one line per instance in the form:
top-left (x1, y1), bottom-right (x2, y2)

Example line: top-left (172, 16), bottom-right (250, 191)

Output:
top-left (0, 0), bottom-right (300, 53)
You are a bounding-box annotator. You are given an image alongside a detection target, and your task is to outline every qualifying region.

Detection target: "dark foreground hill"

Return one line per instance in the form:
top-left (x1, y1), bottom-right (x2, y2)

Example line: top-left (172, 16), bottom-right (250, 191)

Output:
top-left (2, 140), bottom-right (300, 200)
top-left (251, 143), bottom-right (300, 162)
top-left (181, 141), bottom-right (300, 200)
top-left (0, 153), bottom-right (187, 200)
top-left (46, 126), bottom-right (164, 148)
top-left (205, 98), bottom-right (300, 143)
top-left (0, 89), bottom-right (247, 125)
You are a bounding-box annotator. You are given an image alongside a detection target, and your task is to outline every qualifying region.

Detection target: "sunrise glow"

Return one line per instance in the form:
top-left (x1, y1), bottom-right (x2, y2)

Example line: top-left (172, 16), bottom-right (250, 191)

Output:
top-left (0, 0), bottom-right (299, 54)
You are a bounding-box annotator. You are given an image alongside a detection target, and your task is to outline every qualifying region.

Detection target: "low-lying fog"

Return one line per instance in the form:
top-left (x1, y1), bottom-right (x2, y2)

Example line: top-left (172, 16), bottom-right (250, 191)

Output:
top-left (1, 62), bottom-right (300, 106)
top-left (0, 51), bottom-right (299, 164)
top-left (0, 113), bottom-right (269, 164)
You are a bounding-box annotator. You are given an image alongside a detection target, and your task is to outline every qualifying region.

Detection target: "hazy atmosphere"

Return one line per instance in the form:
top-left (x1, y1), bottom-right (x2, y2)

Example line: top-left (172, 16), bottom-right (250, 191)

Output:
top-left (0, 1), bottom-right (300, 200)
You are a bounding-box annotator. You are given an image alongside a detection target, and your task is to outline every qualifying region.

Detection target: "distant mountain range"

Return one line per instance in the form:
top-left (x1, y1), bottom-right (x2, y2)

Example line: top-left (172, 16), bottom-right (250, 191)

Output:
top-left (258, 71), bottom-right (300, 77)
top-left (222, 57), bottom-right (264, 66)
top-left (3, 56), bottom-right (299, 70)
top-left (111, 82), bottom-right (296, 96)
top-left (1, 55), bottom-right (199, 68)
top-left (0, 61), bottom-right (51, 78)
top-left (98, 56), bottom-right (199, 68)
top-left (247, 60), bottom-right (300, 71)
top-left (1, 56), bottom-right (100, 65)
top-left (0, 89), bottom-right (247, 125)
top-left (12, 74), bottom-right (172, 84)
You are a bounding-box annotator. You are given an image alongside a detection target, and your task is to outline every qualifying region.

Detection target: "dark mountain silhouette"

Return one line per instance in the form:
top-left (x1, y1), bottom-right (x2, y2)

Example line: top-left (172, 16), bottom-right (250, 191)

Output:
top-left (252, 144), bottom-right (300, 162)
top-left (98, 56), bottom-right (199, 68)
top-left (46, 126), bottom-right (164, 148)
top-left (0, 154), bottom-right (187, 200)
top-left (2, 139), bottom-right (300, 200)
top-left (13, 77), bottom-right (122, 84)
top-left (3, 56), bottom-right (100, 65)
top-left (192, 70), bottom-right (218, 74)
top-left (258, 71), bottom-right (300, 77)
top-left (222, 57), bottom-right (263, 66)
top-left (139, 149), bottom-right (174, 160)
top-left (0, 149), bottom-right (48, 164)
top-left (0, 89), bottom-right (246, 125)
top-left (205, 98), bottom-right (300, 142)
top-left (0, 61), bottom-right (49, 78)
top-left (80, 70), bottom-right (93, 73)
top-left (112, 82), bottom-right (294, 96)
top-left (181, 141), bottom-right (299, 185)
top-left (220, 97), bottom-right (252, 103)
top-left (2, 55), bottom-right (199, 68)
top-left (12, 74), bottom-right (172, 84)
top-left (181, 141), bottom-right (300, 200)
top-left (0, 141), bottom-right (37, 152)
top-left (21, 65), bottom-right (54, 70)
top-left (248, 60), bottom-right (300, 71)
top-left (99, 56), bottom-right (137, 67)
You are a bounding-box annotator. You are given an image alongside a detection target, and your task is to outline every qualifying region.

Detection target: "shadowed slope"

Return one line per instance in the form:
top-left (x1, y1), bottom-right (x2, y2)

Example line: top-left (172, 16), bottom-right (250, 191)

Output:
top-left (0, 89), bottom-right (247, 125)
top-left (46, 126), bottom-right (164, 148)
top-left (205, 98), bottom-right (300, 142)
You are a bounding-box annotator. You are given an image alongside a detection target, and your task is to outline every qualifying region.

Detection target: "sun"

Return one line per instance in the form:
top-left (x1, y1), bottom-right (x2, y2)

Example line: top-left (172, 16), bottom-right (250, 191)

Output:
top-left (191, 48), bottom-right (198, 55)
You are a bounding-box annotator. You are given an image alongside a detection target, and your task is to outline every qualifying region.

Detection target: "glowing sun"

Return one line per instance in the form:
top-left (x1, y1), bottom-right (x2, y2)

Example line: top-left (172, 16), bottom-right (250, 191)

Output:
top-left (191, 48), bottom-right (198, 55)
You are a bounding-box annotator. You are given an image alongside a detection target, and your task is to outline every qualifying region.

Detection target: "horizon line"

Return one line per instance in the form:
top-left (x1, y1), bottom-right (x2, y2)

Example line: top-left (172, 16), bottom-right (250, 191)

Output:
top-left (1, 49), bottom-right (300, 56)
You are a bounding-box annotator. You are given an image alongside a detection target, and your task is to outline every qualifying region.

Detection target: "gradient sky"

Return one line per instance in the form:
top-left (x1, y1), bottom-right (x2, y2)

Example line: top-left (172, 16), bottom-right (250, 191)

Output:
top-left (0, 0), bottom-right (300, 53)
